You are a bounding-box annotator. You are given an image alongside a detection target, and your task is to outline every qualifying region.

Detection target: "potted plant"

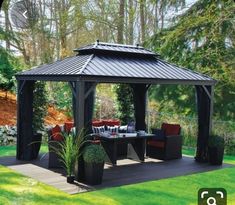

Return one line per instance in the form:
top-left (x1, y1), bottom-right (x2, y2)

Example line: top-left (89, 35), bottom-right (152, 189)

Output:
top-left (54, 131), bottom-right (86, 183)
top-left (208, 135), bottom-right (225, 165)
top-left (83, 144), bottom-right (106, 185)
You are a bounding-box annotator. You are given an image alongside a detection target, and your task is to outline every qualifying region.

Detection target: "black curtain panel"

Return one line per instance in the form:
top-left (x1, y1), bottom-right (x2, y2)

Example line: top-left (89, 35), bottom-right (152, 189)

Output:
top-left (17, 80), bottom-right (35, 160)
top-left (195, 85), bottom-right (212, 162)
top-left (132, 84), bottom-right (147, 131)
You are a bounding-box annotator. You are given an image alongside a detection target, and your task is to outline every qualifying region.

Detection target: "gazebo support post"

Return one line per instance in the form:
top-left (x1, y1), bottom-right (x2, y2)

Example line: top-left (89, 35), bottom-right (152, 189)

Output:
top-left (195, 85), bottom-right (213, 162)
top-left (17, 80), bottom-right (35, 160)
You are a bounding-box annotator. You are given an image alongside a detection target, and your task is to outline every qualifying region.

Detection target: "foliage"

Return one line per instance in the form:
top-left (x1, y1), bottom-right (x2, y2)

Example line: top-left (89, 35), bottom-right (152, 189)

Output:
top-left (52, 130), bottom-right (87, 176)
top-left (94, 84), bottom-right (118, 120)
top-left (0, 125), bottom-right (17, 145)
top-left (115, 84), bottom-right (134, 124)
top-left (148, 0), bottom-right (235, 120)
top-left (32, 82), bottom-right (48, 133)
top-left (83, 144), bottom-right (106, 164)
top-left (208, 135), bottom-right (225, 148)
top-left (0, 47), bottom-right (17, 93)
top-left (47, 82), bottom-right (72, 118)
top-left (226, 138), bottom-right (235, 155)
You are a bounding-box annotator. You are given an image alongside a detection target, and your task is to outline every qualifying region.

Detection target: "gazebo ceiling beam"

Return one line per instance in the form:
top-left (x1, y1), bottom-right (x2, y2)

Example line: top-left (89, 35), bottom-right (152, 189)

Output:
top-left (202, 85), bottom-right (212, 99)
top-left (18, 80), bottom-right (26, 94)
top-left (68, 81), bottom-right (77, 99)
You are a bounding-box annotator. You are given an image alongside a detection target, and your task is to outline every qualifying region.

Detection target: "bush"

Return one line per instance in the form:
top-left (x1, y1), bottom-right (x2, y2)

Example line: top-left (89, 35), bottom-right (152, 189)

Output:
top-left (33, 82), bottom-right (48, 133)
top-left (83, 144), bottom-right (106, 164)
top-left (226, 138), bottom-right (235, 155)
top-left (0, 125), bottom-right (17, 145)
top-left (115, 84), bottom-right (134, 124)
top-left (208, 135), bottom-right (225, 148)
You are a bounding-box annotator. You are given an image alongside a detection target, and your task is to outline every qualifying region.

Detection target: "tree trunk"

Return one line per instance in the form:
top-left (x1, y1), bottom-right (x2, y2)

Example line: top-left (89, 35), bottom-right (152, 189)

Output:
top-left (117, 0), bottom-right (125, 44)
top-left (154, 0), bottom-right (159, 32)
top-left (140, 0), bottom-right (145, 43)
top-left (3, 0), bottom-right (10, 50)
top-left (128, 0), bottom-right (134, 45)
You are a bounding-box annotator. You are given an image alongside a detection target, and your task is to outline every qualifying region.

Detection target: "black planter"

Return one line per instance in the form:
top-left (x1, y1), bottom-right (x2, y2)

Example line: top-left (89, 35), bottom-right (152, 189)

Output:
top-left (84, 162), bottom-right (104, 185)
top-left (208, 146), bottom-right (224, 165)
top-left (31, 133), bottom-right (42, 159)
top-left (67, 175), bottom-right (75, 183)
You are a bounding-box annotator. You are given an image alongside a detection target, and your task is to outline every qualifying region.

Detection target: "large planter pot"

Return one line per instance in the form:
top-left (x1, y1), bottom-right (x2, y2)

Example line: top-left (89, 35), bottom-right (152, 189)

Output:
top-left (31, 133), bottom-right (42, 159)
top-left (67, 175), bottom-right (75, 183)
top-left (208, 146), bottom-right (224, 165)
top-left (84, 162), bottom-right (104, 185)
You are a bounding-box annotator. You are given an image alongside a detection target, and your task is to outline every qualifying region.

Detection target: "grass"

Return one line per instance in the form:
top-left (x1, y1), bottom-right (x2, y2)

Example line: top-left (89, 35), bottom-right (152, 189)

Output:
top-left (0, 165), bottom-right (235, 205)
top-left (0, 144), bottom-right (48, 157)
top-left (182, 147), bottom-right (235, 165)
top-left (0, 145), bottom-right (235, 204)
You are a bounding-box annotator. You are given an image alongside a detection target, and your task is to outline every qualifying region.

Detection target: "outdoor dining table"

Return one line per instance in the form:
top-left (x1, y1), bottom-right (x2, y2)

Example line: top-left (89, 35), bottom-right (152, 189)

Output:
top-left (97, 132), bottom-right (155, 166)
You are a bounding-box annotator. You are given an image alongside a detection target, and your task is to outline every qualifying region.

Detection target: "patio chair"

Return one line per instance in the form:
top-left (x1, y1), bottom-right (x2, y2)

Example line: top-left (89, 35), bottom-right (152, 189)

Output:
top-left (146, 123), bottom-right (182, 160)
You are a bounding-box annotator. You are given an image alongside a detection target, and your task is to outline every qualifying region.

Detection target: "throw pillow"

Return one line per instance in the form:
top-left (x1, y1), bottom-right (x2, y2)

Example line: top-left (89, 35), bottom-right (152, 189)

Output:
top-left (107, 125), bottom-right (119, 133)
top-left (51, 125), bottom-right (63, 141)
top-left (92, 126), bottom-right (105, 134)
top-left (152, 128), bottom-right (165, 140)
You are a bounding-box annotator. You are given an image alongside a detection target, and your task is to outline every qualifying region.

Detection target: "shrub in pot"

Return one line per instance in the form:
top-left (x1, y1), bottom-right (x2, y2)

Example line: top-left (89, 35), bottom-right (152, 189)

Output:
top-left (208, 135), bottom-right (225, 165)
top-left (83, 144), bottom-right (106, 185)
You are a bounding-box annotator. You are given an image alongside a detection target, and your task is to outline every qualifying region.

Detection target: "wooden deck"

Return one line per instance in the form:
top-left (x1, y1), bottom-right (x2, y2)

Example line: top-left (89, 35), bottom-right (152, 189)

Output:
top-left (0, 154), bottom-right (232, 194)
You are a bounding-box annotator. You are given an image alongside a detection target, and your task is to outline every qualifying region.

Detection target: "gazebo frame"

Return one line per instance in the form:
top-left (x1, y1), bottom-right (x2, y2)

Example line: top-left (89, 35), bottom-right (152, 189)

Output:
top-left (15, 41), bottom-right (216, 165)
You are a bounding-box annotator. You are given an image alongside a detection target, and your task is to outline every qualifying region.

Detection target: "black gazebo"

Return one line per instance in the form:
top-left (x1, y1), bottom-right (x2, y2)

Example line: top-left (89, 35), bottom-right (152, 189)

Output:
top-left (15, 41), bottom-right (216, 163)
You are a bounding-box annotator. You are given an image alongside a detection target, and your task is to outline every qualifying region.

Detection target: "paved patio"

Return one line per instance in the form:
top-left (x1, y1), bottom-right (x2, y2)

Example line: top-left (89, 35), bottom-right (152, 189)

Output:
top-left (0, 154), bottom-right (232, 194)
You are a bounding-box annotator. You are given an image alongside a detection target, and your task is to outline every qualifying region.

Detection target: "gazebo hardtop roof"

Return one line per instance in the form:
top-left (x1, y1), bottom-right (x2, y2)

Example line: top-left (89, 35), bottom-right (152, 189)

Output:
top-left (16, 42), bottom-right (216, 85)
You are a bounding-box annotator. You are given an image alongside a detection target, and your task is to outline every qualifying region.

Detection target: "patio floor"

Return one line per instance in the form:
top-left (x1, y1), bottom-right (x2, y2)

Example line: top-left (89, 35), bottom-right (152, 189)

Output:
top-left (0, 154), bottom-right (232, 194)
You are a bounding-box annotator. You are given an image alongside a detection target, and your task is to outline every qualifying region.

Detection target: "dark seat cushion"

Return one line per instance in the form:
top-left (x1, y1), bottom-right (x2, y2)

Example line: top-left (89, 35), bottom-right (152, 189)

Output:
top-left (147, 140), bottom-right (165, 148)
top-left (152, 128), bottom-right (165, 140)
top-left (161, 123), bottom-right (181, 136)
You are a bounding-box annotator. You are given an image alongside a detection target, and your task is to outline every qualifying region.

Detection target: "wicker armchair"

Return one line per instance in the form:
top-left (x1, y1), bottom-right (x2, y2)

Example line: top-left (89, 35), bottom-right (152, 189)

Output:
top-left (146, 123), bottom-right (182, 160)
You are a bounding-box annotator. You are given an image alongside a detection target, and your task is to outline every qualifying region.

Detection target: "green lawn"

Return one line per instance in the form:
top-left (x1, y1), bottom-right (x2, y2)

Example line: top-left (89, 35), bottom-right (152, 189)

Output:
top-left (0, 165), bottom-right (235, 205)
top-left (0, 145), bottom-right (235, 204)
top-left (0, 144), bottom-right (48, 157)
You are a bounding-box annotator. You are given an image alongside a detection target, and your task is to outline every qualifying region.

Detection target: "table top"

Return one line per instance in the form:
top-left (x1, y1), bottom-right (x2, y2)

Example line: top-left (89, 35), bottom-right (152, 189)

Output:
top-left (98, 132), bottom-right (155, 141)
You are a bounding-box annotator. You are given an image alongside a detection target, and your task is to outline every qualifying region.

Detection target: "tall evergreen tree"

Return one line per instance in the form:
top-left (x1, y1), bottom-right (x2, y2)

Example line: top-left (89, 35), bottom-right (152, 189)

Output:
top-left (149, 0), bottom-right (235, 120)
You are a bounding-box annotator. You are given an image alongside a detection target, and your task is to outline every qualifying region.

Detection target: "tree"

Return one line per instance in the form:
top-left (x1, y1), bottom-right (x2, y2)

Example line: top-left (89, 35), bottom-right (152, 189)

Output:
top-left (149, 0), bottom-right (235, 120)
top-left (115, 84), bottom-right (134, 124)
top-left (0, 46), bottom-right (16, 98)
top-left (32, 82), bottom-right (48, 133)
top-left (117, 0), bottom-right (125, 43)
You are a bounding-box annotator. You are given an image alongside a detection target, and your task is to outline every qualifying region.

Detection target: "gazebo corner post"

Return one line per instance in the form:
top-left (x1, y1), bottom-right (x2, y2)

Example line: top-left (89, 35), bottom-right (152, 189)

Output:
top-left (16, 80), bottom-right (23, 159)
top-left (195, 85), bottom-right (213, 163)
top-left (16, 80), bottom-right (35, 160)
top-left (209, 85), bottom-right (214, 135)
top-left (74, 80), bottom-right (86, 182)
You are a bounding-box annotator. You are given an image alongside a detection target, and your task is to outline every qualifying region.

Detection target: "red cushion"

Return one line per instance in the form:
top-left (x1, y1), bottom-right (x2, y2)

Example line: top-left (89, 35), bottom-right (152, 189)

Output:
top-left (51, 125), bottom-right (63, 141)
top-left (161, 123), bottom-right (181, 136)
top-left (92, 120), bottom-right (104, 127)
top-left (147, 140), bottom-right (165, 148)
top-left (103, 119), bottom-right (120, 126)
top-left (64, 121), bottom-right (74, 133)
top-left (92, 140), bottom-right (101, 145)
